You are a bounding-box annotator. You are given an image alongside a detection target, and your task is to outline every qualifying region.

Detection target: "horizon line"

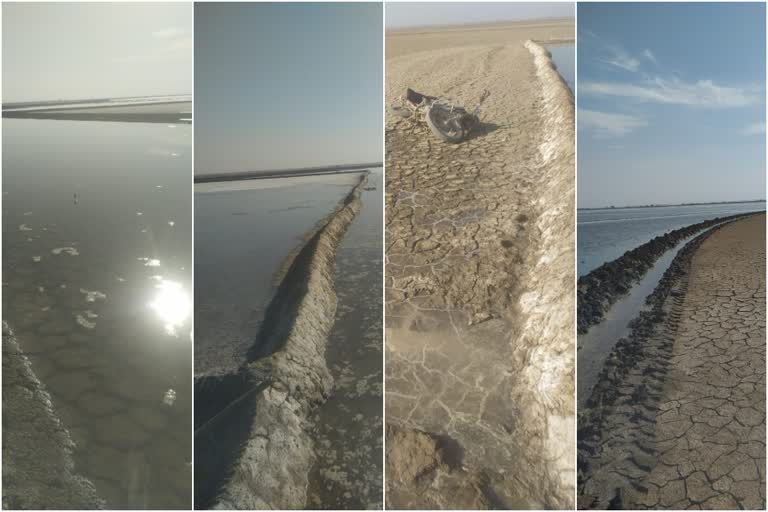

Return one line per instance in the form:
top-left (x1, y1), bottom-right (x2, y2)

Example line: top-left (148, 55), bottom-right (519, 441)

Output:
top-left (578, 198), bottom-right (767, 211)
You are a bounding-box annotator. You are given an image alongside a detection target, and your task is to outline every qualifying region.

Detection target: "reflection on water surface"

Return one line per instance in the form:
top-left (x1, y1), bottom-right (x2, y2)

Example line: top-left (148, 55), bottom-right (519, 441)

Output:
top-left (2, 118), bottom-right (192, 508)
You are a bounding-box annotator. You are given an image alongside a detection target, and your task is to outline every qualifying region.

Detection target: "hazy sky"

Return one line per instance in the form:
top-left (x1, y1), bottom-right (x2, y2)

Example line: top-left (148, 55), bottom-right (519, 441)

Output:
top-left (2, 3), bottom-right (191, 102)
top-left (578, 3), bottom-right (766, 208)
top-left (386, 2), bottom-right (574, 28)
top-left (195, 2), bottom-right (382, 174)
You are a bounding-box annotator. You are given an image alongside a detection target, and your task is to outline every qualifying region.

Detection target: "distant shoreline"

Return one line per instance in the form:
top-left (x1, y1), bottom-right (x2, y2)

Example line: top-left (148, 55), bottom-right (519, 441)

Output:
top-left (2, 96), bottom-right (192, 124)
top-left (578, 199), bottom-right (766, 211)
top-left (2, 94), bottom-right (191, 110)
top-left (194, 163), bottom-right (382, 183)
top-left (386, 16), bottom-right (574, 34)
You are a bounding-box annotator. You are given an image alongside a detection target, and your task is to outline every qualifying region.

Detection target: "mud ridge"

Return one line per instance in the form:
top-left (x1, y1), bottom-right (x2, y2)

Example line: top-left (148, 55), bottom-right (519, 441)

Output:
top-left (194, 173), bottom-right (368, 510)
top-left (578, 212), bottom-right (757, 335)
top-left (2, 322), bottom-right (104, 510)
top-left (576, 217), bottom-right (748, 509)
top-left (504, 40), bottom-right (576, 508)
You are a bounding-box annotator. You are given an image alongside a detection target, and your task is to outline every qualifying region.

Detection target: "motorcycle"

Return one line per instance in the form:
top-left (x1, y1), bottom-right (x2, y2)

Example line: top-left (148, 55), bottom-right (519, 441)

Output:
top-left (390, 88), bottom-right (489, 143)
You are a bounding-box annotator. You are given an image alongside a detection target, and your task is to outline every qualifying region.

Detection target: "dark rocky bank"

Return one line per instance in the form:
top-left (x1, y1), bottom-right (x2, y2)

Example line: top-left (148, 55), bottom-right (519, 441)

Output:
top-left (577, 213), bottom-right (756, 335)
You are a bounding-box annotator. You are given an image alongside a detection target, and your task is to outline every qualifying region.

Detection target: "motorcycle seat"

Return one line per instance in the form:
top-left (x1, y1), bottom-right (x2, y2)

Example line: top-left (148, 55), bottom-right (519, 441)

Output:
top-left (405, 88), bottom-right (436, 107)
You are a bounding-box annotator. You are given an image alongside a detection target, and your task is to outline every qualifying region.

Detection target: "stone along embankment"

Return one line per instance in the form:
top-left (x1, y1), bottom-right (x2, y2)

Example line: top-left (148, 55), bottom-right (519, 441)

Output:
top-left (578, 214), bottom-right (765, 509)
top-left (194, 175), bottom-right (368, 509)
top-left (578, 212), bottom-right (756, 334)
top-left (385, 27), bottom-right (574, 509)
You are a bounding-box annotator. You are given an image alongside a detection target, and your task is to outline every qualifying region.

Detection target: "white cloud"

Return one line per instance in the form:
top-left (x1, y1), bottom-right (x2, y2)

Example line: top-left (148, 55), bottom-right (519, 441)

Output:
top-left (579, 109), bottom-right (648, 138)
top-left (602, 46), bottom-right (640, 73)
top-left (580, 77), bottom-right (760, 108)
top-left (642, 49), bottom-right (657, 64)
top-left (742, 122), bottom-right (766, 135)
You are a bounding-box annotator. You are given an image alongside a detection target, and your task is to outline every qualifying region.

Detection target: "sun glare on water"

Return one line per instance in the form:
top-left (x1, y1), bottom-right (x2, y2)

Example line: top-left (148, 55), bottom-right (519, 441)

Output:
top-left (148, 278), bottom-right (191, 337)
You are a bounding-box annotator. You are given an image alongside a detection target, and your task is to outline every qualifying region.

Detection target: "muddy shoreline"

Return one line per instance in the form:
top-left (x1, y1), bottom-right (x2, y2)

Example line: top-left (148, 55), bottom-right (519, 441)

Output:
top-left (577, 214), bottom-right (760, 508)
top-left (2, 323), bottom-right (104, 509)
top-left (577, 212), bottom-right (758, 335)
top-left (194, 174), bottom-right (368, 509)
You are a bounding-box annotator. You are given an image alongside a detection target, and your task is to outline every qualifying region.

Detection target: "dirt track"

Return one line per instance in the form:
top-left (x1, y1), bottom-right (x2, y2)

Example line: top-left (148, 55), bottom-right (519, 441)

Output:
top-left (385, 19), bottom-right (575, 509)
top-left (640, 215), bottom-right (765, 509)
top-left (579, 214), bottom-right (766, 510)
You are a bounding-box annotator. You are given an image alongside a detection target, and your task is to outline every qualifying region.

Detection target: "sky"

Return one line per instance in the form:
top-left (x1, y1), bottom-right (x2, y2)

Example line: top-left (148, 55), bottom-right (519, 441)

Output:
top-left (2, 3), bottom-right (191, 102)
top-left (386, 2), bottom-right (573, 29)
top-left (578, 3), bottom-right (766, 208)
top-left (195, 2), bottom-right (382, 174)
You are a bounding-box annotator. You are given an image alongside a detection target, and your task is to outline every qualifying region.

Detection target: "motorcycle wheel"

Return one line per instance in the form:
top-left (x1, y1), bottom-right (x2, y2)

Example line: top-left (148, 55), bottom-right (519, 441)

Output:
top-left (426, 104), bottom-right (466, 143)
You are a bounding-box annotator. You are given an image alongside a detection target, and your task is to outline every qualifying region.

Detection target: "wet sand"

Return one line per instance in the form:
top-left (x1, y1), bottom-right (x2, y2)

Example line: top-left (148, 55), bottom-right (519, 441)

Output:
top-left (385, 19), bottom-right (575, 509)
top-left (579, 214), bottom-right (765, 509)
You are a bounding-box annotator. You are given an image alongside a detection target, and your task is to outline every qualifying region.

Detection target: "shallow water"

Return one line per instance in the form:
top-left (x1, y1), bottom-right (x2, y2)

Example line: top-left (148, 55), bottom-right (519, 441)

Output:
top-left (577, 202), bottom-right (765, 276)
top-left (307, 169), bottom-right (383, 509)
top-left (546, 45), bottom-right (574, 92)
top-left (2, 119), bottom-right (192, 508)
top-left (194, 172), bottom-right (364, 375)
top-left (577, 233), bottom-right (693, 407)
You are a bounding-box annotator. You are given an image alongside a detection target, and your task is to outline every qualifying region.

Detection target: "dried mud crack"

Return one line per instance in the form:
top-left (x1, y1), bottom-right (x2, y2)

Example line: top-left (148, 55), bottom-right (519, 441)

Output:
top-left (578, 214), bottom-right (766, 510)
top-left (194, 174), bottom-right (369, 510)
top-left (385, 31), bottom-right (574, 509)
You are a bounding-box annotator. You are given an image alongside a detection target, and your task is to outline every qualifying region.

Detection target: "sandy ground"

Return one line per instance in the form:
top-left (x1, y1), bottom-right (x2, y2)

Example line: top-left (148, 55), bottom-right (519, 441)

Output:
top-left (385, 19), bottom-right (574, 509)
top-left (579, 215), bottom-right (766, 509)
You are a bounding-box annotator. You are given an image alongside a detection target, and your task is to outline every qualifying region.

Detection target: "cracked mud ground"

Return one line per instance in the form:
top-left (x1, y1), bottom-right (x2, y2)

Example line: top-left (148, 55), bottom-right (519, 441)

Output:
top-left (581, 215), bottom-right (765, 510)
top-left (385, 20), bottom-right (574, 509)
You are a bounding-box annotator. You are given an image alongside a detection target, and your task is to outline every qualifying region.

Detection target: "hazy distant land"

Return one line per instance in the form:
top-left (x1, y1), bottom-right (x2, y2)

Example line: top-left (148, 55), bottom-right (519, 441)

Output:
top-left (579, 199), bottom-right (766, 211)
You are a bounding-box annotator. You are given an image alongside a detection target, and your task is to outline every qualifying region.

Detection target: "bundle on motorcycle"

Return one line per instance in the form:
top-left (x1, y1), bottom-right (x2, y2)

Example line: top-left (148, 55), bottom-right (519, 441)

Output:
top-left (391, 88), bottom-right (489, 143)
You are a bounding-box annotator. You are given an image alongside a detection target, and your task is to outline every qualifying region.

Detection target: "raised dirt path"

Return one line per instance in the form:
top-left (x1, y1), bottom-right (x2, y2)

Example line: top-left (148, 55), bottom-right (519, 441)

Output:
top-left (579, 215), bottom-right (766, 510)
top-left (636, 214), bottom-right (766, 509)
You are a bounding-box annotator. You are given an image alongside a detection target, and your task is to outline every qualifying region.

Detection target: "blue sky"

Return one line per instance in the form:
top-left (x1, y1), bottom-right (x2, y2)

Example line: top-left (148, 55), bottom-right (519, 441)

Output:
top-left (578, 2), bottom-right (765, 208)
top-left (386, 2), bottom-right (573, 28)
top-left (194, 2), bottom-right (382, 174)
